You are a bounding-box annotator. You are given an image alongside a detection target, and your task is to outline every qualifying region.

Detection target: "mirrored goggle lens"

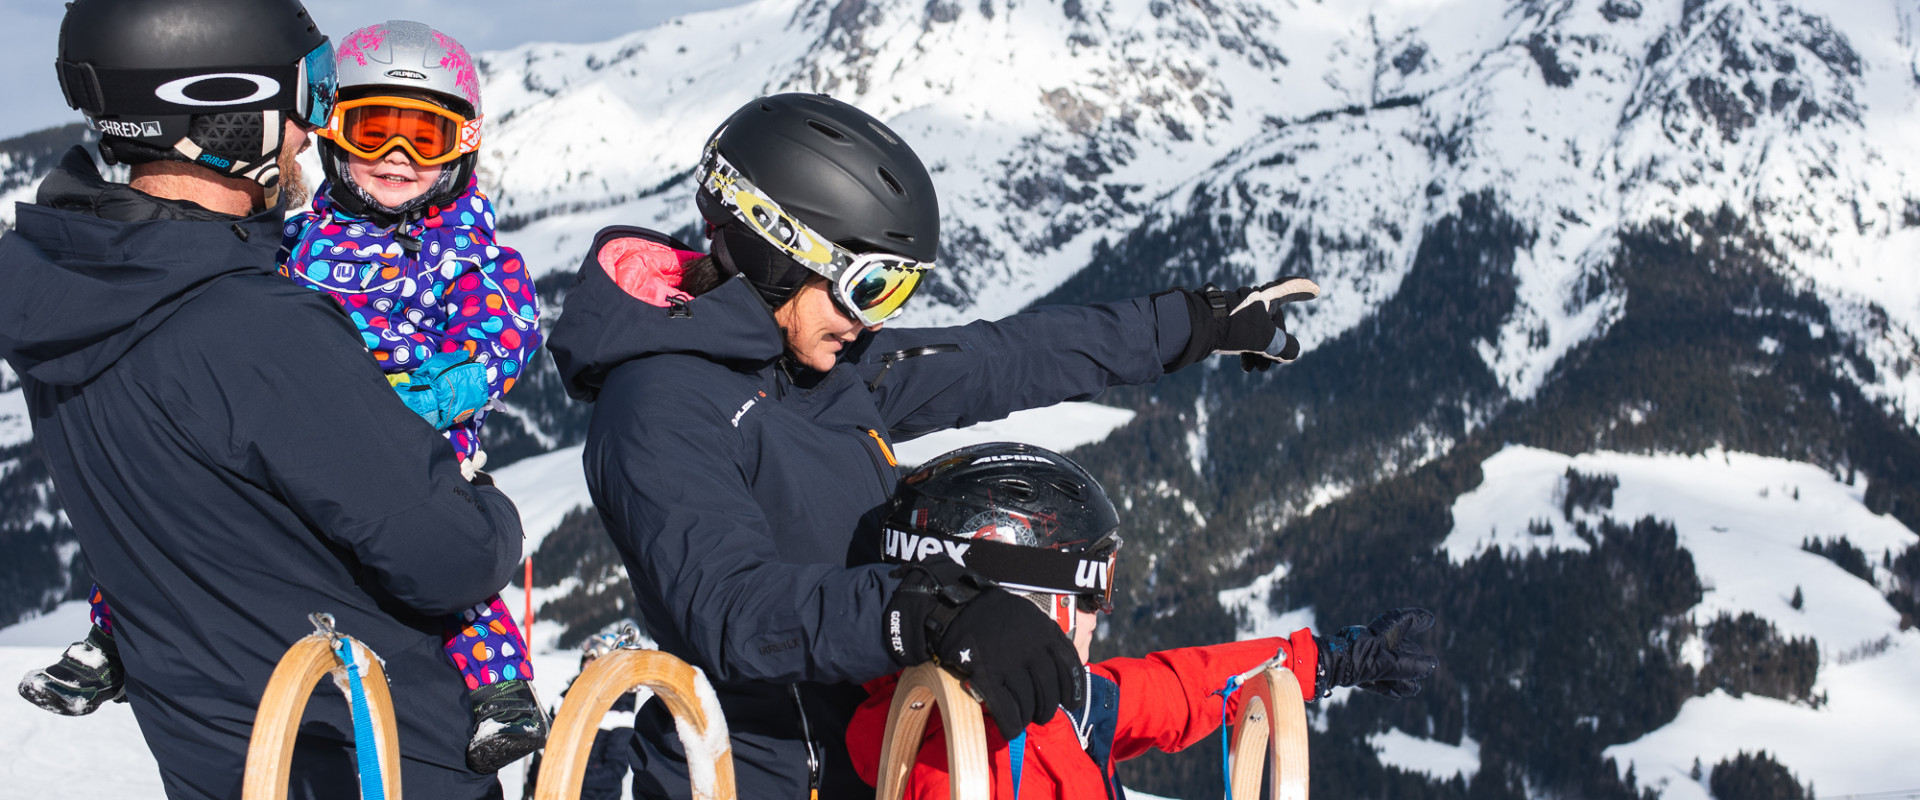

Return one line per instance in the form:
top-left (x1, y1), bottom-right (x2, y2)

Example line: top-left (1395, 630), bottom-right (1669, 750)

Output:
top-left (1075, 553), bottom-right (1117, 614)
top-left (341, 105), bottom-right (461, 160)
top-left (299, 41), bottom-right (337, 129)
top-left (841, 259), bottom-right (926, 325)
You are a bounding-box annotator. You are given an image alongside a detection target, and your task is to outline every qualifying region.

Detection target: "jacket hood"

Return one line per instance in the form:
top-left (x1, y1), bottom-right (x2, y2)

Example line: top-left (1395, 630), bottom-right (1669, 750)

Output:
top-left (549, 227), bottom-right (786, 403)
top-left (0, 147), bottom-right (286, 386)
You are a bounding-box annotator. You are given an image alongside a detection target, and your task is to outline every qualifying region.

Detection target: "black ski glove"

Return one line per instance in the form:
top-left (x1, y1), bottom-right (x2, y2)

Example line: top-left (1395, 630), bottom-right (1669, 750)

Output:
top-left (1316, 608), bottom-right (1439, 699)
top-left (1160, 277), bottom-right (1322, 373)
top-left (885, 564), bottom-right (1083, 740)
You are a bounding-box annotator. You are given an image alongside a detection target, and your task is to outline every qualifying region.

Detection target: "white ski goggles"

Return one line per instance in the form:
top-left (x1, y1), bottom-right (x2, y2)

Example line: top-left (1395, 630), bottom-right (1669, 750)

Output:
top-left (699, 139), bottom-right (932, 326)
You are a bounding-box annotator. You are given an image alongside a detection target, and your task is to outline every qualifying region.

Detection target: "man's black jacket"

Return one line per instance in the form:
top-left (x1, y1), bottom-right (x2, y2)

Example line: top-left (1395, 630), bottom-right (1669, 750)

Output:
top-left (0, 148), bottom-right (525, 799)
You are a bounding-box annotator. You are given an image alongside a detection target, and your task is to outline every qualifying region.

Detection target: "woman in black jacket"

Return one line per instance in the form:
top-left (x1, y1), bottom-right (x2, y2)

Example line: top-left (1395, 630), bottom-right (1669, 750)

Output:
top-left (547, 93), bottom-right (1317, 799)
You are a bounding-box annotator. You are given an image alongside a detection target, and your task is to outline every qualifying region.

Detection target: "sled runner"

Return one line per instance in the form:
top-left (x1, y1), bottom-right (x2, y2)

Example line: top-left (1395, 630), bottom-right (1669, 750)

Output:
top-left (535, 639), bottom-right (735, 800)
top-left (875, 662), bottom-right (991, 800)
top-left (1227, 666), bottom-right (1310, 800)
top-left (243, 613), bottom-right (402, 800)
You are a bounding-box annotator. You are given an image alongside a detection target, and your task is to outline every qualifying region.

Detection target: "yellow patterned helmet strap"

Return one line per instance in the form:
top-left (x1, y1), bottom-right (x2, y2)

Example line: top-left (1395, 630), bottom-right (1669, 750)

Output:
top-left (700, 132), bottom-right (934, 325)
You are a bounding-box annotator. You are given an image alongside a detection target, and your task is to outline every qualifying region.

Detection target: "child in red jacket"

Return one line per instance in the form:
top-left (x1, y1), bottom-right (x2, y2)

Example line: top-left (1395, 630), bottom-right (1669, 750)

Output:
top-left (848, 442), bottom-right (1437, 800)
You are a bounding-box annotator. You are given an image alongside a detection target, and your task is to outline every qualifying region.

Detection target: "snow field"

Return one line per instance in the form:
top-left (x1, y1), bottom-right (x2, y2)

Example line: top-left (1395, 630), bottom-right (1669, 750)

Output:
top-left (1445, 446), bottom-right (1912, 655)
top-left (1214, 444), bottom-right (1920, 790)
top-left (1443, 445), bottom-right (1920, 795)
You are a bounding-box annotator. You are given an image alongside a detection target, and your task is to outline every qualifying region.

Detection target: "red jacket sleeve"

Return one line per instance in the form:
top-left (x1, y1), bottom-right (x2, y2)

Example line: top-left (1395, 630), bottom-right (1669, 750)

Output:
top-left (1096, 636), bottom-right (1292, 761)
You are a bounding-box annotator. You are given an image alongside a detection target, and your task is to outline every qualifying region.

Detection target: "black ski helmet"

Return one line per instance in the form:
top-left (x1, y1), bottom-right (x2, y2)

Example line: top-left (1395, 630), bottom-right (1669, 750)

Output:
top-left (882, 443), bottom-right (1122, 616)
top-left (696, 93), bottom-right (940, 307)
top-left (55, 0), bottom-right (334, 203)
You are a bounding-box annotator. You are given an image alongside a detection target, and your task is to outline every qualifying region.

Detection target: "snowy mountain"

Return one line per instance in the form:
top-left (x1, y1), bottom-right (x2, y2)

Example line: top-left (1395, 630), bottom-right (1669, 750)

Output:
top-left (3, 0), bottom-right (1920, 797)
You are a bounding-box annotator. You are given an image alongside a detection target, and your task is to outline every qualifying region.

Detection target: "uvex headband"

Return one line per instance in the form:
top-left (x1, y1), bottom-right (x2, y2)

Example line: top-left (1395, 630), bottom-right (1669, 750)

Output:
top-left (57, 40), bottom-right (338, 144)
top-left (322, 95), bottom-right (482, 166)
top-left (699, 133), bottom-right (932, 325)
top-left (881, 527), bottom-right (1117, 610)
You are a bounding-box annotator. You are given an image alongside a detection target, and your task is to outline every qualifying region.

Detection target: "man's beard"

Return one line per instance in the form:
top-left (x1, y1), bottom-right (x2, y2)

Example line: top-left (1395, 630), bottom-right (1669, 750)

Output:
top-left (276, 145), bottom-right (310, 210)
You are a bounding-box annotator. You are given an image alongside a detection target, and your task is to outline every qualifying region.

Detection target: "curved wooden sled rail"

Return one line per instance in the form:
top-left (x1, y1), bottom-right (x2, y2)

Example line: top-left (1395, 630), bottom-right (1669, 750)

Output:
top-left (535, 648), bottom-right (736, 800)
top-left (242, 630), bottom-right (403, 800)
top-left (1228, 666), bottom-right (1311, 800)
top-left (875, 663), bottom-right (991, 800)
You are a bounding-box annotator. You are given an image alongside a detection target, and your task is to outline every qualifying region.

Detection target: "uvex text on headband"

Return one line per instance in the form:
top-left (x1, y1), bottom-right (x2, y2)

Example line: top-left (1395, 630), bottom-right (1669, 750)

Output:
top-left (879, 527), bottom-right (1118, 613)
top-left (699, 134), bottom-right (932, 325)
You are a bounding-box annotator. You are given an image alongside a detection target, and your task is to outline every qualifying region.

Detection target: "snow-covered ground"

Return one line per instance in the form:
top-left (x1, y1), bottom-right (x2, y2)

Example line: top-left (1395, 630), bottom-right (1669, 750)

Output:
top-left (1213, 444), bottom-right (1920, 793)
top-left (0, 601), bottom-right (165, 796)
top-left (1451, 446), bottom-right (1920, 796)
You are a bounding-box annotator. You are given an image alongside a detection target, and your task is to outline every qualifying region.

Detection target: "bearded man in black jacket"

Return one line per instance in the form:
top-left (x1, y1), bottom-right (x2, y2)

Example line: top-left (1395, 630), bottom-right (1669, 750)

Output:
top-left (0, 1), bottom-right (525, 798)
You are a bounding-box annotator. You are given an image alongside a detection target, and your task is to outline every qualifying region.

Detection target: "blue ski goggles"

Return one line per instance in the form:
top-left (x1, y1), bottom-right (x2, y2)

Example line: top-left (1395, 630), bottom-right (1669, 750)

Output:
top-left (699, 137), bottom-right (933, 326)
top-left (296, 40), bottom-right (339, 130)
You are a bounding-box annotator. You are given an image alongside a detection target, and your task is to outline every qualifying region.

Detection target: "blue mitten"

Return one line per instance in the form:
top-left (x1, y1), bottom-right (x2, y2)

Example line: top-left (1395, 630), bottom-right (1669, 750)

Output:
top-left (394, 351), bottom-right (489, 430)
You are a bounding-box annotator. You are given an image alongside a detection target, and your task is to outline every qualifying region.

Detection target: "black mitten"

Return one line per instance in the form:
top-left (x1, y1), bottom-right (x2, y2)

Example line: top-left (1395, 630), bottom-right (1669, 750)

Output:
top-left (1316, 608), bottom-right (1439, 699)
top-left (885, 564), bottom-right (1083, 739)
top-left (1160, 278), bottom-right (1321, 373)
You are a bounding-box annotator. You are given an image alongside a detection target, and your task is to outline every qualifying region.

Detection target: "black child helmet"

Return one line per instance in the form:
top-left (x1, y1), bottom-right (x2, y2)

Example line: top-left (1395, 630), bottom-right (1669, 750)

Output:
top-left (696, 94), bottom-right (941, 322)
top-left (55, 0), bottom-right (335, 206)
top-left (882, 443), bottom-right (1123, 632)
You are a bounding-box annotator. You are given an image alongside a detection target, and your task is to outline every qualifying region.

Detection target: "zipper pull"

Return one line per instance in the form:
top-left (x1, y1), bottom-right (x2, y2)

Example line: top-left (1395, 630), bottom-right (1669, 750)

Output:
top-left (865, 429), bottom-right (898, 467)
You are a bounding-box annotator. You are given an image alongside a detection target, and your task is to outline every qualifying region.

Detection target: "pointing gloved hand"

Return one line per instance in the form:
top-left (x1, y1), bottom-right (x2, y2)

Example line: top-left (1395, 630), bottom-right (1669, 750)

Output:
top-left (1315, 607), bottom-right (1439, 699)
top-left (885, 564), bottom-right (1084, 740)
top-left (393, 351), bottom-right (489, 430)
top-left (1160, 277), bottom-right (1322, 373)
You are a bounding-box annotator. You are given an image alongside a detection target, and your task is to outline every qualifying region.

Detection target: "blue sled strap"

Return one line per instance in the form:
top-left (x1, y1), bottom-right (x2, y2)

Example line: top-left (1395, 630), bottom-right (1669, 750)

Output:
top-left (317, 613), bottom-right (391, 800)
top-left (239, 613), bottom-right (404, 800)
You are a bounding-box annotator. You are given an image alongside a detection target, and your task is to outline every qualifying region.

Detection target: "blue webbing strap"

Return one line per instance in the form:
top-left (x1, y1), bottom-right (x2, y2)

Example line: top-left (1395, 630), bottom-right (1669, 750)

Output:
top-left (331, 637), bottom-right (387, 800)
top-left (1213, 674), bottom-right (1243, 800)
top-left (1008, 730), bottom-right (1027, 800)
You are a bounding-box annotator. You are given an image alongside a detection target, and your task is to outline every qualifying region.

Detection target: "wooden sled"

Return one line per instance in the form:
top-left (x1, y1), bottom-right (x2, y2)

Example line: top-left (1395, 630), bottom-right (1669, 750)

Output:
top-left (535, 648), bottom-right (735, 800)
top-left (243, 614), bottom-right (403, 800)
top-left (1228, 667), bottom-right (1311, 800)
top-left (875, 663), bottom-right (990, 800)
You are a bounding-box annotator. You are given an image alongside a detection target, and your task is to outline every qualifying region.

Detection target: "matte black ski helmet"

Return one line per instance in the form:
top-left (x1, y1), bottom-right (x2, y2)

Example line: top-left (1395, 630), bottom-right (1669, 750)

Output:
top-left (696, 93), bottom-right (940, 308)
top-left (882, 443), bottom-right (1122, 623)
top-left (56, 0), bottom-right (334, 204)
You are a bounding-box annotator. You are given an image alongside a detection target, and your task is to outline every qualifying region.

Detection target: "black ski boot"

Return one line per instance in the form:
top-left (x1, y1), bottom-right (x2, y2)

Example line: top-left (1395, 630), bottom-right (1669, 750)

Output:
top-left (18, 625), bottom-right (126, 716)
top-left (466, 678), bottom-right (549, 773)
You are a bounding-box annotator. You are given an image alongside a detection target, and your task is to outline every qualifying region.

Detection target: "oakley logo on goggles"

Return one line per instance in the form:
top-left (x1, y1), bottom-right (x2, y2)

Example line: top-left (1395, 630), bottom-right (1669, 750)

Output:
top-left (55, 40), bottom-right (336, 136)
top-left (699, 135), bottom-right (932, 326)
top-left (321, 95), bottom-right (482, 166)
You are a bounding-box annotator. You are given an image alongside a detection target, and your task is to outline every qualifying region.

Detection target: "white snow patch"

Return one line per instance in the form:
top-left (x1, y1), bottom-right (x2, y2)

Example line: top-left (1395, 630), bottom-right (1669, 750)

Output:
top-left (1217, 562), bottom-right (1317, 642)
top-left (1606, 632), bottom-right (1920, 798)
top-left (490, 443), bottom-right (592, 555)
top-left (0, 599), bottom-right (91, 647)
top-left (892, 402), bottom-right (1136, 467)
top-left (1368, 728), bottom-right (1481, 782)
top-left (1187, 394), bottom-right (1209, 479)
top-left (0, 387), bottom-right (30, 449)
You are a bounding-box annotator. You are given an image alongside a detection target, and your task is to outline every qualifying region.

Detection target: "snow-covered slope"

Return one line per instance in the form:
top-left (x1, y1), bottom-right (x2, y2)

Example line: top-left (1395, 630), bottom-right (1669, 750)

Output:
top-left (1217, 444), bottom-right (1920, 793)
top-left (472, 0), bottom-right (1920, 420)
top-left (1440, 445), bottom-right (1919, 796)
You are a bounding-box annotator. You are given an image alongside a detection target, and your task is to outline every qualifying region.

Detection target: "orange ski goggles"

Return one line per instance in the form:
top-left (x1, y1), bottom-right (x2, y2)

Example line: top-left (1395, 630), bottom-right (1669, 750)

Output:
top-left (320, 95), bottom-right (482, 166)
